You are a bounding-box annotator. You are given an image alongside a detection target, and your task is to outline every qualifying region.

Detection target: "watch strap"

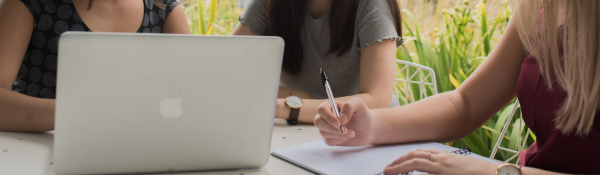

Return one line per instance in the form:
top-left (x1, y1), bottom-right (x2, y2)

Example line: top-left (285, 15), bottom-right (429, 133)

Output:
top-left (287, 108), bottom-right (300, 125)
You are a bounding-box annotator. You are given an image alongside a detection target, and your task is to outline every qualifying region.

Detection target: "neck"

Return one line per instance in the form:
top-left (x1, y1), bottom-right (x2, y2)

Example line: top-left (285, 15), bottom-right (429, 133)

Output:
top-left (307, 0), bottom-right (332, 19)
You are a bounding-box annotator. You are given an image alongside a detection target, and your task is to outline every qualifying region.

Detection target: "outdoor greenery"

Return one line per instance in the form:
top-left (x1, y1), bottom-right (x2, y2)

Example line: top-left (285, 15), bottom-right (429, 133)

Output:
top-left (396, 0), bottom-right (533, 163)
top-left (180, 0), bottom-right (533, 162)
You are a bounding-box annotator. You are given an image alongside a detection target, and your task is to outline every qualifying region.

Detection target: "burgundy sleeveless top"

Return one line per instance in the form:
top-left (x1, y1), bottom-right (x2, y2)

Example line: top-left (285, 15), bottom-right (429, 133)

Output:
top-left (516, 55), bottom-right (600, 174)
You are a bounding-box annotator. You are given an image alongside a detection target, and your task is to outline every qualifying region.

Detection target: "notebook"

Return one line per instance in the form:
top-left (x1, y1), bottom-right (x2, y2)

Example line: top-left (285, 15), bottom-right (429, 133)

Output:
top-left (271, 140), bottom-right (499, 175)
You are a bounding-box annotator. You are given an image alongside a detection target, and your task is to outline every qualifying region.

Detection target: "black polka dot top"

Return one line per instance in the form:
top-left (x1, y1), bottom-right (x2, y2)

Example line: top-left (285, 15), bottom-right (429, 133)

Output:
top-left (12, 0), bottom-right (180, 98)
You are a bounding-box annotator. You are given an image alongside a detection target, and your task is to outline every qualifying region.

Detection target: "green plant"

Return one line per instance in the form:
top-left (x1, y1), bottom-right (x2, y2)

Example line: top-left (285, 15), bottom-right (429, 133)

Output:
top-left (396, 0), bottom-right (534, 162)
top-left (182, 0), bottom-right (243, 35)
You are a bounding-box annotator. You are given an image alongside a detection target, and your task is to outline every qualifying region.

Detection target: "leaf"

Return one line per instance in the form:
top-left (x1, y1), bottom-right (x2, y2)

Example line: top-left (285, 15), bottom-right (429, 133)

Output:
top-left (508, 118), bottom-right (525, 150)
top-left (480, 125), bottom-right (510, 140)
top-left (529, 129), bottom-right (537, 141)
top-left (449, 74), bottom-right (460, 89)
top-left (208, 0), bottom-right (219, 26)
top-left (480, 1), bottom-right (490, 55)
top-left (197, 0), bottom-right (207, 34)
top-left (491, 103), bottom-right (517, 148)
top-left (462, 129), bottom-right (490, 157)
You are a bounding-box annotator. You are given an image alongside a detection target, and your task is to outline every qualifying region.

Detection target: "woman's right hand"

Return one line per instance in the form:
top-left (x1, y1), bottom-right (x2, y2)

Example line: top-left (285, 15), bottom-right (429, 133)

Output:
top-left (314, 97), bottom-right (376, 146)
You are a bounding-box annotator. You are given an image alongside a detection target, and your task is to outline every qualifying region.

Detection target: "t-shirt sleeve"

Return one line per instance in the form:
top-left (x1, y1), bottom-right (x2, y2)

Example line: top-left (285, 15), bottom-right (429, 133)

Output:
top-left (238, 0), bottom-right (268, 35)
top-left (20, 0), bottom-right (42, 23)
top-left (164, 0), bottom-right (180, 17)
top-left (356, 0), bottom-right (403, 50)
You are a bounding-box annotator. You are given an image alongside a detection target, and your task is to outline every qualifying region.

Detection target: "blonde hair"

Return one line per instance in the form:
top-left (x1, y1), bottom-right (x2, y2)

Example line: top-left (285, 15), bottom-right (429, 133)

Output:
top-left (512, 0), bottom-right (600, 136)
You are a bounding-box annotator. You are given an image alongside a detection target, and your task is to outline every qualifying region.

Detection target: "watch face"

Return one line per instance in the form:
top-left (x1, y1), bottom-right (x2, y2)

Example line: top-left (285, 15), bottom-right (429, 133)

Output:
top-left (497, 165), bottom-right (520, 175)
top-left (286, 96), bottom-right (303, 108)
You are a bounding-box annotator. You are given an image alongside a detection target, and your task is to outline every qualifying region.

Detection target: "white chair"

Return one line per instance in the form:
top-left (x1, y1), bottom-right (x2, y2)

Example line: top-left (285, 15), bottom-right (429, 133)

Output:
top-left (393, 60), bottom-right (438, 106)
top-left (489, 99), bottom-right (531, 164)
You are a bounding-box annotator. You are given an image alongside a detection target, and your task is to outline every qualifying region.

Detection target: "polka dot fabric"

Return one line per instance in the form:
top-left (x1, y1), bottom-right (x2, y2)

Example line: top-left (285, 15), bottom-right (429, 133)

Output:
top-left (12, 0), bottom-right (180, 98)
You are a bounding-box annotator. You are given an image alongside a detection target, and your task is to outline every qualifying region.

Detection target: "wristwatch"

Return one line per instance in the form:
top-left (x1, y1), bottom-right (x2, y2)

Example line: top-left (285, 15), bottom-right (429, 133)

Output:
top-left (495, 163), bottom-right (521, 175)
top-left (285, 96), bottom-right (303, 125)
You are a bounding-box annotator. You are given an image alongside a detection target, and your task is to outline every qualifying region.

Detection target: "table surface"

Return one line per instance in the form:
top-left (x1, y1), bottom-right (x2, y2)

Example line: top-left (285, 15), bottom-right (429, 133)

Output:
top-left (0, 119), bottom-right (322, 175)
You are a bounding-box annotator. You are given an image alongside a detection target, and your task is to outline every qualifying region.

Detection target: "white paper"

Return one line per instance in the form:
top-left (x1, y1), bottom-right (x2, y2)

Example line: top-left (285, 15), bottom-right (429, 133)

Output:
top-left (271, 140), bottom-right (498, 175)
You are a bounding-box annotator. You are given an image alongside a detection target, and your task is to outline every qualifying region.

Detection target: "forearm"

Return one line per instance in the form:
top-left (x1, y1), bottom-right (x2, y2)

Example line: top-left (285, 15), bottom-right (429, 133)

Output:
top-left (0, 88), bottom-right (55, 132)
top-left (276, 92), bottom-right (390, 123)
top-left (369, 91), bottom-right (490, 144)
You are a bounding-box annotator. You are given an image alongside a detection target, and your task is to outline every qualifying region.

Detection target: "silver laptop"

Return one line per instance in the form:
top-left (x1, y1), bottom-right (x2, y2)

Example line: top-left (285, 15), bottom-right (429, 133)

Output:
top-left (53, 32), bottom-right (284, 174)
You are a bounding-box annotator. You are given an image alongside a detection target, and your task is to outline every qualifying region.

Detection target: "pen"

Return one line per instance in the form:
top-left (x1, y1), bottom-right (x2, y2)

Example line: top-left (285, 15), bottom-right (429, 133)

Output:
top-left (320, 68), bottom-right (345, 134)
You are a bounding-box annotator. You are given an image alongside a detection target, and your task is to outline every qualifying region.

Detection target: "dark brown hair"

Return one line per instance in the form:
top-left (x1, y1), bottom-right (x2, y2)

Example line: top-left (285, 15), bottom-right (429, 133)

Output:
top-left (266, 0), bottom-right (403, 75)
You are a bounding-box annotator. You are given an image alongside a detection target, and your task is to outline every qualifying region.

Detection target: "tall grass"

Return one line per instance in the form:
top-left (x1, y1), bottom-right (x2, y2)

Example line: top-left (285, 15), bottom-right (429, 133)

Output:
top-left (181, 0), bottom-right (533, 162)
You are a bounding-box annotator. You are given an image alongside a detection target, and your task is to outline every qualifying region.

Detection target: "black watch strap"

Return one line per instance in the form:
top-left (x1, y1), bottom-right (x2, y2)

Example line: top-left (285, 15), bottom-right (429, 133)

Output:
top-left (287, 108), bottom-right (300, 125)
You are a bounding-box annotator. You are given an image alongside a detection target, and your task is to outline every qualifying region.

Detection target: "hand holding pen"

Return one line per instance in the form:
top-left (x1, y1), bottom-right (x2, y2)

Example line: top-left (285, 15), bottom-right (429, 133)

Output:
top-left (315, 69), bottom-right (374, 146)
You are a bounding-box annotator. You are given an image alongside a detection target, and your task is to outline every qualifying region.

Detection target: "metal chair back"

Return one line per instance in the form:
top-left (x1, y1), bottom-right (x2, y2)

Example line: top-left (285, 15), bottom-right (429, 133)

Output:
top-left (393, 60), bottom-right (438, 106)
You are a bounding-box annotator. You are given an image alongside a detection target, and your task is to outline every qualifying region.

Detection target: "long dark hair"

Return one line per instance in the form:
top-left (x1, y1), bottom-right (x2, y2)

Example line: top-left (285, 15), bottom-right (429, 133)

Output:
top-left (267, 0), bottom-right (403, 75)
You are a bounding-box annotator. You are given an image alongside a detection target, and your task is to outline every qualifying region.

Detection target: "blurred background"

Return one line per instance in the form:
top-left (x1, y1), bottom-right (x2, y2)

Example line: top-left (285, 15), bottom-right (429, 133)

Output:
top-left (177, 0), bottom-right (529, 163)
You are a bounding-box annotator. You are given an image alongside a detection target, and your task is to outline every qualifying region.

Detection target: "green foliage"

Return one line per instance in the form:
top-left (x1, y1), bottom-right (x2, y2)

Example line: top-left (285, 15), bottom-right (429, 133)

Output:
top-left (397, 0), bottom-right (534, 162)
top-left (182, 0), bottom-right (243, 35)
top-left (182, 0), bottom-right (535, 163)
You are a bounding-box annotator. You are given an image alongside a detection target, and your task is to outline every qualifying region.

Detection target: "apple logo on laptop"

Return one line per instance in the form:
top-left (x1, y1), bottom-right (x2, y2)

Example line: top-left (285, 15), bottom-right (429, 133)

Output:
top-left (159, 91), bottom-right (184, 118)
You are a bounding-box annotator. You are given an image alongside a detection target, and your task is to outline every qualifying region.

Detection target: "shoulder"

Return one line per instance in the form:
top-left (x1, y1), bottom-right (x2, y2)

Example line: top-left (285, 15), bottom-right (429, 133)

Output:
top-left (17, 0), bottom-right (74, 23)
top-left (356, 0), bottom-right (394, 17)
top-left (245, 0), bottom-right (269, 11)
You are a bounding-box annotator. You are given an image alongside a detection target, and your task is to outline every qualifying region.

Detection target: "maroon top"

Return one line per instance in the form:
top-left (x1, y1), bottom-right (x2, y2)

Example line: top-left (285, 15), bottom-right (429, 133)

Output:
top-left (516, 55), bottom-right (600, 174)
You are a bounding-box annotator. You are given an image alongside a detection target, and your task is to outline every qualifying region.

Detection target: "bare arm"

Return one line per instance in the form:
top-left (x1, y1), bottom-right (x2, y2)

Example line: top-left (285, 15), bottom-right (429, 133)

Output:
top-left (162, 4), bottom-right (191, 34)
top-left (233, 23), bottom-right (396, 123)
top-left (0, 0), bottom-right (55, 132)
top-left (314, 18), bottom-right (527, 146)
top-left (231, 23), bottom-right (259, 36)
top-left (277, 40), bottom-right (397, 123)
top-left (370, 18), bottom-right (527, 144)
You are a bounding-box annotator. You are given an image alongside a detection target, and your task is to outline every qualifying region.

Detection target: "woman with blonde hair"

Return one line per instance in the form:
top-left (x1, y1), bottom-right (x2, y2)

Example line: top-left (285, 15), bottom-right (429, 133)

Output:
top-left (314, 0), bottom-right (600, 174)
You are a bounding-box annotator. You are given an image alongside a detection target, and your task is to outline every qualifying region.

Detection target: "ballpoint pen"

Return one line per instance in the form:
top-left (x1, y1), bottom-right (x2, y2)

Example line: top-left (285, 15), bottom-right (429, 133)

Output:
top-left (320, 68), bottom-right (345, 134)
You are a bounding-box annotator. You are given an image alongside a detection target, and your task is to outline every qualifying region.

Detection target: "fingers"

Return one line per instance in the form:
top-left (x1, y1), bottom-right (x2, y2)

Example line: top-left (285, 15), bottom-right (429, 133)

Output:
top-left (323, 138), bottom-right (352, 146)
top-left (384, 158), bottom-right (441, 175)
top-left (316, 101), bottom-right (341, 128)
top-left (416, 148), bottom-right (449, 154)
top-left (387, 150), bottom-right (435, 168)
top-left (315, 114), bottom-right (345, 134)
top-left (319, 128), bottom-right (355, 139)
top-left (339, 97), bottom-right (368, 125)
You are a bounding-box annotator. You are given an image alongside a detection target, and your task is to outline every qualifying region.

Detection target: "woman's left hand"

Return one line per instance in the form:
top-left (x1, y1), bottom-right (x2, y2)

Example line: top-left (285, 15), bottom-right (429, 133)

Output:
top-left (383, 149), bottom-right (499, 175)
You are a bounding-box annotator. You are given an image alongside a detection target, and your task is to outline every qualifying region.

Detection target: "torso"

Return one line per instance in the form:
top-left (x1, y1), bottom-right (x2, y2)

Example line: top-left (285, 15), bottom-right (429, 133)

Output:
top-left (11, 0), bottom-right (179, 98)
top-left (516, 55), bottom-right (600, 174)
top-left (266, 0), bottom-right (401, 99)
top-left (72, 0), bottom-right (145, 33)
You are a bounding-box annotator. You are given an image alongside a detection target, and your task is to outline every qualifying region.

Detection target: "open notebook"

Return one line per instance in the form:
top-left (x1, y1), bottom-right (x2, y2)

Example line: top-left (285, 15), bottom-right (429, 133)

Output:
top-left (271, 140), bottom-right (498, 175)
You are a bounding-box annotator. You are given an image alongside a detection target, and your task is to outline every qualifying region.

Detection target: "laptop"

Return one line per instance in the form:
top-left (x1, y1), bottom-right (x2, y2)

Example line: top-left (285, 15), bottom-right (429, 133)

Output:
top-left (53, 32), bottom-right (284, 174)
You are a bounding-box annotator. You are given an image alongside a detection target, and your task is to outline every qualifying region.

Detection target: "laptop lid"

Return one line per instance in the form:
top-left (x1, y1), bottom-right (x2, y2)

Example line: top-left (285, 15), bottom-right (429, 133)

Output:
top-left (53, 32), bottom-right (284, 174)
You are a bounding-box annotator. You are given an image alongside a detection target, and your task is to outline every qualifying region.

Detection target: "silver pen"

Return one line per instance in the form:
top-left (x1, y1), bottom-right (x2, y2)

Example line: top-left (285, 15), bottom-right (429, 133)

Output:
top-left (320, 68), bottom-right (345, 134)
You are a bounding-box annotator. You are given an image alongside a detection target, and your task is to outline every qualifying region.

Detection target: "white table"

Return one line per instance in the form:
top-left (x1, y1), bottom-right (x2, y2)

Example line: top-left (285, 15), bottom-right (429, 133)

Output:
top-left (0, 119), bottom-right (322, 175)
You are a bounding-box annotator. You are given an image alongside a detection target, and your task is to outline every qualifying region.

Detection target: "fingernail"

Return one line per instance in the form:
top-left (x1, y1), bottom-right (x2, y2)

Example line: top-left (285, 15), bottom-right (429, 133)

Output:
top-left (341, 113), bottom-right (348, 124)
top-left (334, 121), bottom-right (340, 128)
top-left (348, 130), bottom-right (355, 137)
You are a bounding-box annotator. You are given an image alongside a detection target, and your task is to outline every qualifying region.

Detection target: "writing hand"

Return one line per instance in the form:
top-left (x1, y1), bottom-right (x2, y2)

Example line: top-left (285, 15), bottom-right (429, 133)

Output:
top-left (314, 97), bottom-right (375, 146)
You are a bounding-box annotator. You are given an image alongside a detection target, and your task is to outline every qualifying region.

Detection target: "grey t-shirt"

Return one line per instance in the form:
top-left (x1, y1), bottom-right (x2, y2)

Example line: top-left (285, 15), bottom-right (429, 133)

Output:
top-left (239, 0), bottom-right (402, 99)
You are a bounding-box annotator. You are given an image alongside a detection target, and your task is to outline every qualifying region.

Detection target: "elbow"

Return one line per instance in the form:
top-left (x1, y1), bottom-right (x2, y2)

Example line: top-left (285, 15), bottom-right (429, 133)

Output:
top-left (362, 92), bottom-right (392, 109)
